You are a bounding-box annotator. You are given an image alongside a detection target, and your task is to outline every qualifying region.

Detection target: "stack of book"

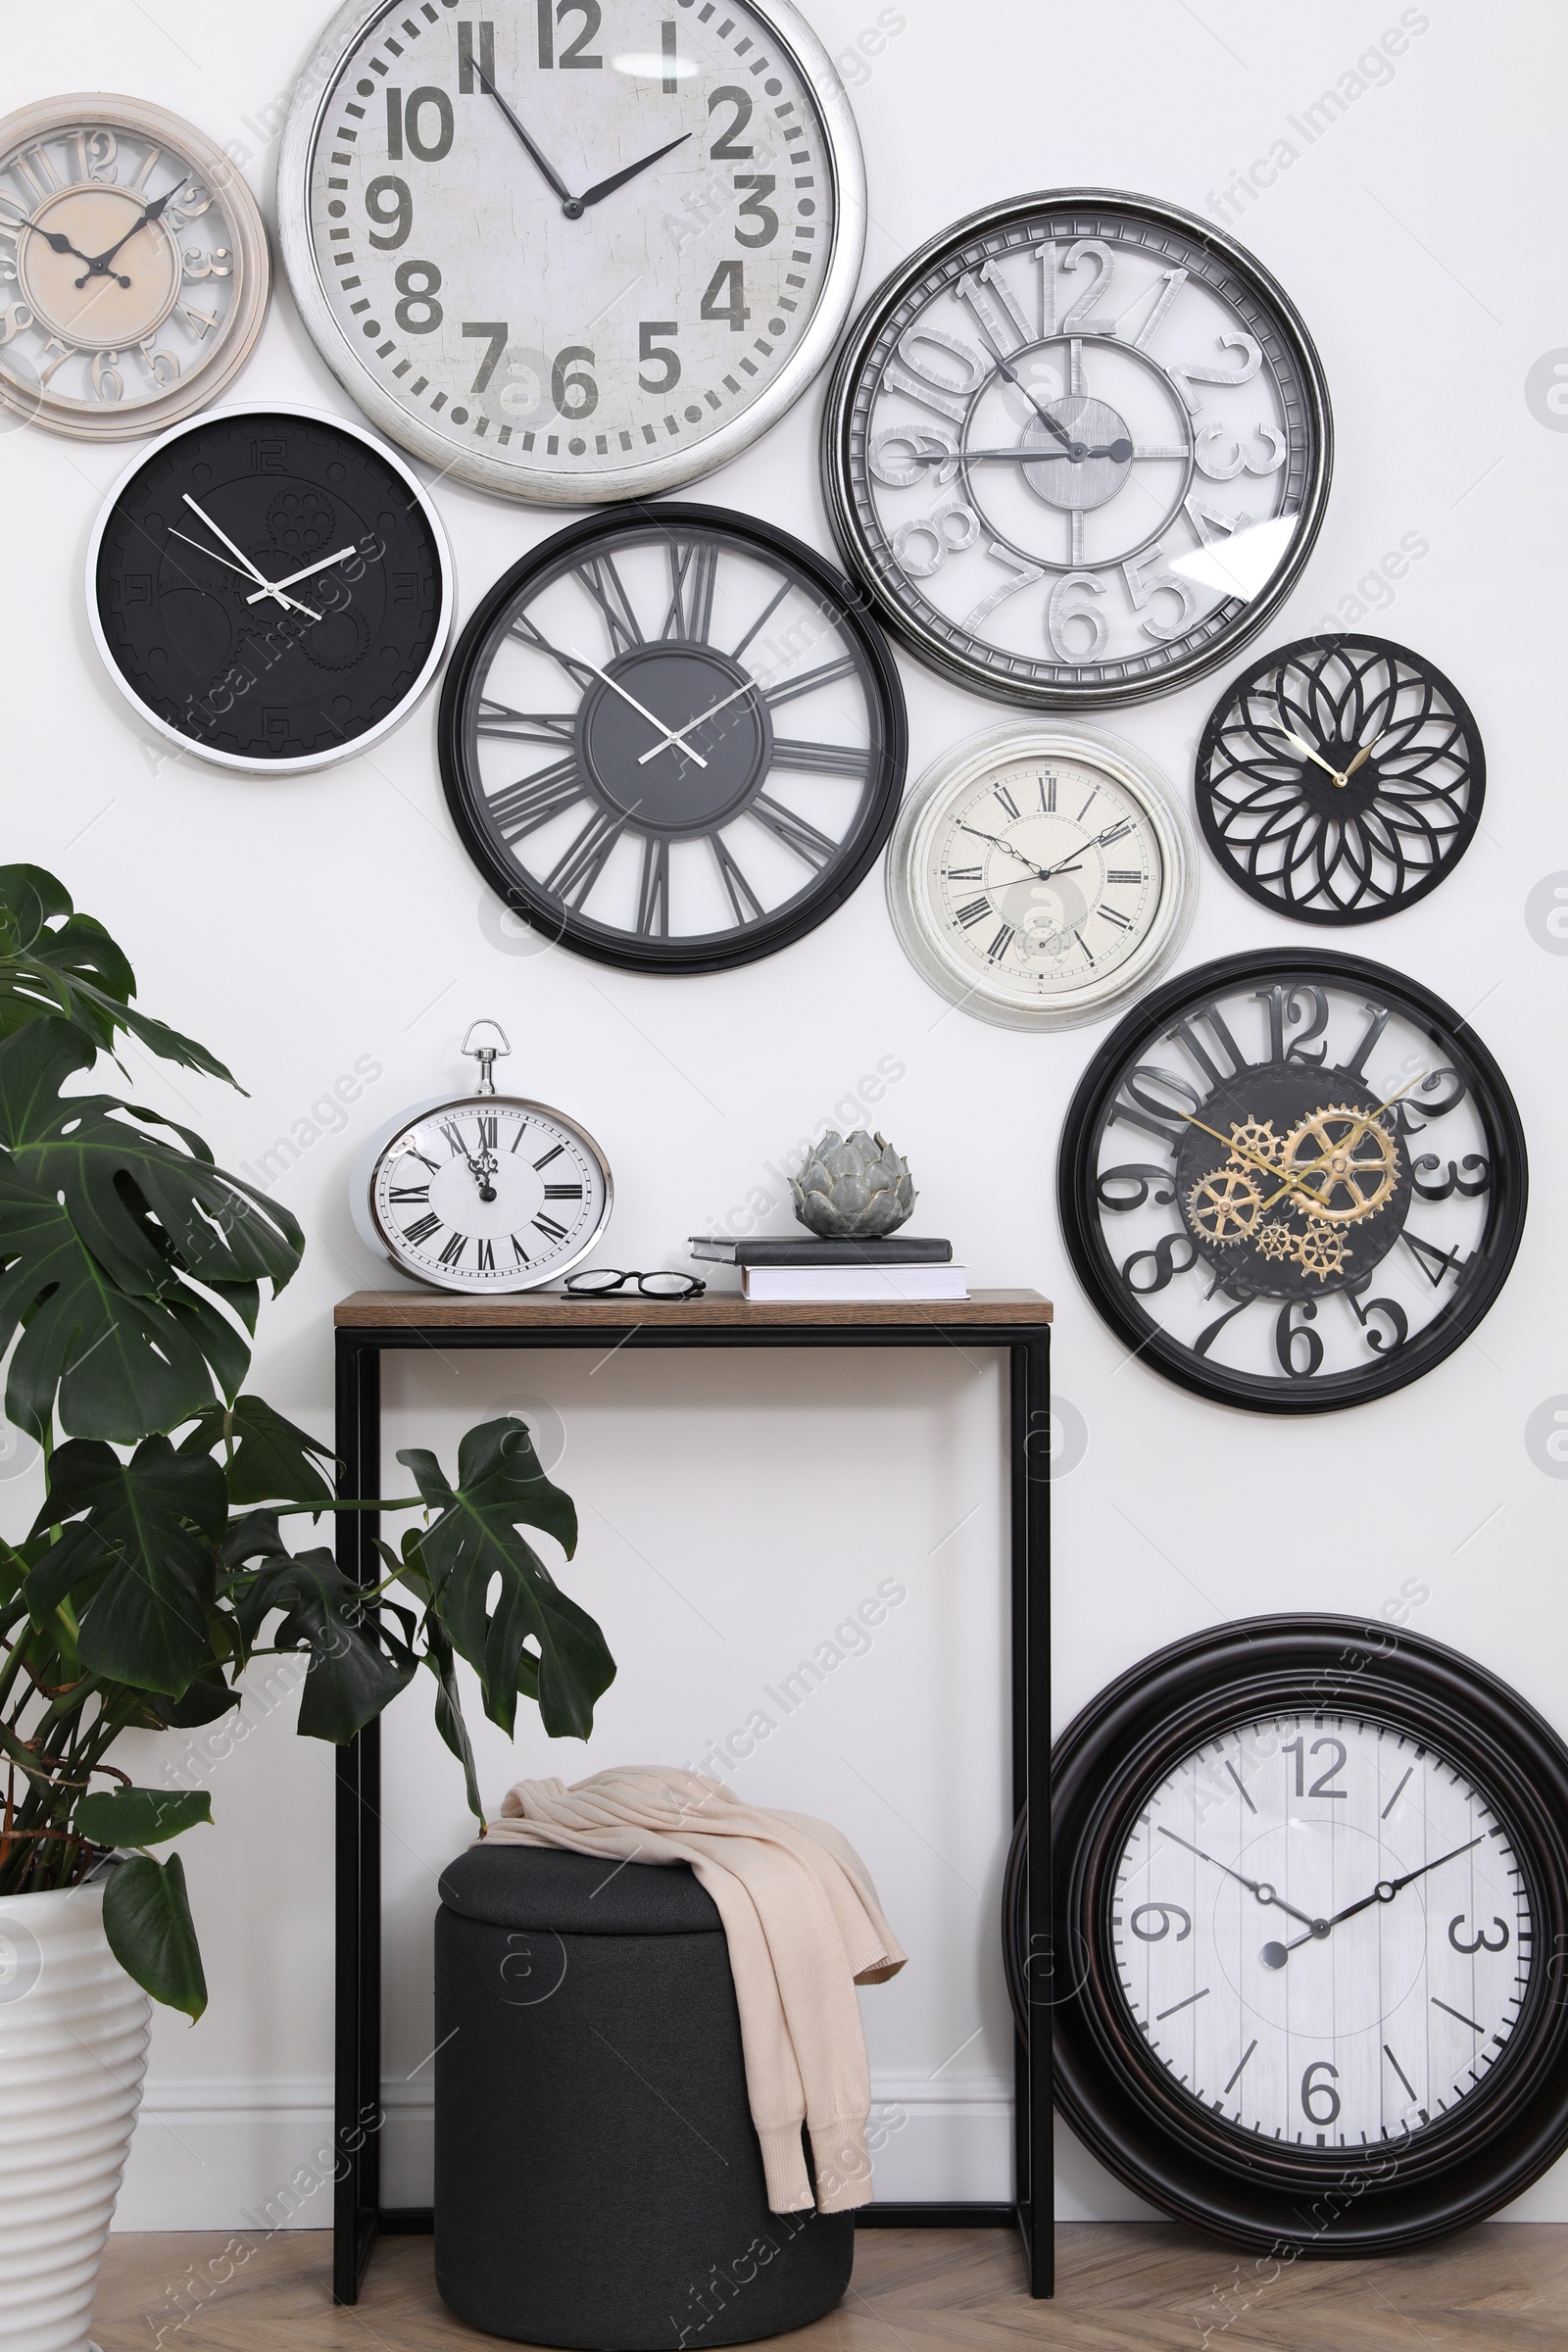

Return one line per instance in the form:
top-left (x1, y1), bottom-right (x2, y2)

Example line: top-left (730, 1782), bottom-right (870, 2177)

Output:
top-left (688, 1236), bottom-right (967, 1303)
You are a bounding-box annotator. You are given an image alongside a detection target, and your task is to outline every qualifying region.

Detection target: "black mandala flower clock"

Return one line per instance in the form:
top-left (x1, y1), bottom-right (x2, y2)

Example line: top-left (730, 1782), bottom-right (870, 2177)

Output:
top-left (1195, 636), bottom-right (1484, 923)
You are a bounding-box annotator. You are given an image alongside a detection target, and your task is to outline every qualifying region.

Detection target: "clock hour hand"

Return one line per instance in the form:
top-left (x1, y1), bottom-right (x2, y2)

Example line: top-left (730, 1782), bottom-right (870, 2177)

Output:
top-left (577, 132), bottom-right (693, 211)
top-left (988, 350), bottom-right (1074, 452)
top-left (637, 677), bottom-right (759, 765)
top-left (567, 649), bottom-right (709, 770)
top-left (28, 222), bottom-right (124, 282)
top-left (471, 58), bottom-right (584, 218)
top-left (1266, 1836), bottom-right (1486, 1966)
top-left (1157, 1827), bottom-right (1326, 1934)
top-left (245, 547), bottom-right (359, 604)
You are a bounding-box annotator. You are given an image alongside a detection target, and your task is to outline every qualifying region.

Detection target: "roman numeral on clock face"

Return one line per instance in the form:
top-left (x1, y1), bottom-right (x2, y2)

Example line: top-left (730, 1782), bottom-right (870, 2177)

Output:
top-left (437, 1234), bottom-right (466, 1268)
top-left (404, 1212), bottom-right (440, 1247)
top-left (544, 1185), bottom-right (583, 1201)
top-left (533, 1213), bottom-right (569, 1242)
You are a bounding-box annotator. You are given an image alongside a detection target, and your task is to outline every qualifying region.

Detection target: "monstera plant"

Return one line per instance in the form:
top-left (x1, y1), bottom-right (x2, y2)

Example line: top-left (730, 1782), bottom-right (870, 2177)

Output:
top-left (0, 864), bottom-right (614, 2017)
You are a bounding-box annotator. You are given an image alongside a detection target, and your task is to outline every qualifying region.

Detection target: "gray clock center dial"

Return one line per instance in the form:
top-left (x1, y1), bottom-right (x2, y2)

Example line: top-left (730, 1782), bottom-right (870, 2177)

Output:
top-left (580, 647), bottom-right (772, 832)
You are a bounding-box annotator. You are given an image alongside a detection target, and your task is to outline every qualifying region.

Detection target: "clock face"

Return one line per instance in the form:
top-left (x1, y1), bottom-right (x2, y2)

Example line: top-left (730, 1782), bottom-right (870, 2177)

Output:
top-left (886, 724), bottom-right (1195, 1031)
top-left (439, 504), bottom-right (906, 972)
top-left (824, 190), bottom-right (1332, 708)
top-left (1057, 951), bottom-right (1528, 1411)
top-left (88, 405), bottom-right (453, 771)
top-left (368, 1095), bottom-right (612, 1292)
top-left (0, 93), bottom-right (269, 440)
top-left (1196, 635), bottom-right (1485, 924)
top-left (1050, 1618), bottom-right (1568, 2254)
top-left (278, 0), bottom-right (864, 502)
top-left (1115, 1710), bottom-right (1529, 2151)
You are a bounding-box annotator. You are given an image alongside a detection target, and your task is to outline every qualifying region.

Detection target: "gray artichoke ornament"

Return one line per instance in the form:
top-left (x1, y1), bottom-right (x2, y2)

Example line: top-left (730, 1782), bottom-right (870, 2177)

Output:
top-left (791, 1131), bottom-right (917, 1239)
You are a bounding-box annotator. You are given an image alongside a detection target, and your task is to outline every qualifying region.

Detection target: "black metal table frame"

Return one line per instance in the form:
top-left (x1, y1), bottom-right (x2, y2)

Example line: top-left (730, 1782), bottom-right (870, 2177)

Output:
top-left (331, 1308), bottom-right (1054, 2303)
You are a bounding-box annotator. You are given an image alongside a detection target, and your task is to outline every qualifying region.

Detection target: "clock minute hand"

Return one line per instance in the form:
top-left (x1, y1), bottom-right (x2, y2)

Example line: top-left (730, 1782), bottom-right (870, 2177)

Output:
top-left (566, 648), bottom-right (709, 770)
top-left (472, 59), bottom-right (582, 216)
top-left (577, 132), bottom-right (693, 211)
top-left (988, 349), bottom-right (1074, 452)
top-left (168, 517), bottom-right (321, 621)
top-left (1157, 1827), bottom-right (1325, 1933)
top-left (78, 185), bottom-right (176, 283)
top-left (637, 676), bottom-right (759, 765)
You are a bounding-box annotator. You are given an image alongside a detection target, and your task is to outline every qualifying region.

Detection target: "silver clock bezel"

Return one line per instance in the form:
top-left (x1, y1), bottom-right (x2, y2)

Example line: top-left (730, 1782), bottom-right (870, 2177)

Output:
top-left (84, 401), bottom-right (456, 776)
top-left (275, 0), bottom-right (867, 506)
top-left (823, 188), bottom-right (1334, 710)
top-left (355, 1091), bottom-right (614, 1295)
top-left (885, 721), bottom-right (1198, 1033)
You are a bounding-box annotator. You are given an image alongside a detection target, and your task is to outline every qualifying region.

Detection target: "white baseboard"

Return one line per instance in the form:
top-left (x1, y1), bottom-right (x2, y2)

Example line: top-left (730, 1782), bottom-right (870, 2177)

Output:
top-left (113, 2074), bottom-right (1568, 2231)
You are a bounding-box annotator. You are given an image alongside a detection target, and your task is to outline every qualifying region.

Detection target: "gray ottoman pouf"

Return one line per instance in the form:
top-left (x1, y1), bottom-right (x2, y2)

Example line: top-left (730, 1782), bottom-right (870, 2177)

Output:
top-left (434, 1845), bottom-right (856, 2349)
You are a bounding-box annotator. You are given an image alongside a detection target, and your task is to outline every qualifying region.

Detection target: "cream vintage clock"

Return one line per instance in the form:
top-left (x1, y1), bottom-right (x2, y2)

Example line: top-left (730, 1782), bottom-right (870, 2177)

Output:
top-left (353, 1025), bottom-right (612, 1293)
top-left (277, 0), bottom-right (865, 503)
top-left (886, 723), bottom-right (1196, 1030)
top-left (0, 94), bottom-right (269, 440)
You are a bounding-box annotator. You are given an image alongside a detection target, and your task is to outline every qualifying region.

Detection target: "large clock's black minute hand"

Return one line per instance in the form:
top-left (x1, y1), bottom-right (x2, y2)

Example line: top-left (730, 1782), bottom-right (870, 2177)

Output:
top-left (577, 133), bottom-right (693, 211)
top-left (472, 59), bottom-right (583, 217)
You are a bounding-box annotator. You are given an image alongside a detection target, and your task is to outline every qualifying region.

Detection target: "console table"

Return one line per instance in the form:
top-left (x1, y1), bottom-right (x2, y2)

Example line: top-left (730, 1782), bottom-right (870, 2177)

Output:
top-left (331, 1289), bottom-right (1054, 2302)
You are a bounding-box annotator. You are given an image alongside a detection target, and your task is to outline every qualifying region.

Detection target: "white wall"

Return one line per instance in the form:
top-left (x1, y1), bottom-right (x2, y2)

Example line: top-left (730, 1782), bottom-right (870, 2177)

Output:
top-left (4, 0), bottom-right (1566, 2235)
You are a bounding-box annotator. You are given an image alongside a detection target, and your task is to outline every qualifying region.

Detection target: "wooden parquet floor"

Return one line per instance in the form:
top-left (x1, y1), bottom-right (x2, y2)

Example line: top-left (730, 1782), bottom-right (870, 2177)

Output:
top-left (94, 2223), bottom-right (1568, 2352)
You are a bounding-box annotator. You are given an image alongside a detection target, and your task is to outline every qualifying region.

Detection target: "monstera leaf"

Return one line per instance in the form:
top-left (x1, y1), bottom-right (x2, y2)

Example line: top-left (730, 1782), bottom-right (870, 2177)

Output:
top-left (180, 1394), bottom-right (336, 1508)
top-left (30, 1437), bottom-right (226, 1695)
top-left (0, 865), bottom-right (235, 1083)
top-left (225, 1513), bottom-right (416, 1741)
top-left (397, 1417), bottom-right (614, 1740)
top-left (0, 1021), bottom-right (301, 1441)
top-left (103, 1852), bottom-right (207, 2019)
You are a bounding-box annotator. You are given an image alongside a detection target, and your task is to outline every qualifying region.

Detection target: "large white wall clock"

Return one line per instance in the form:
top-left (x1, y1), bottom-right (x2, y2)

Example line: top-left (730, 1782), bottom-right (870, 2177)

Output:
top-left (277, 0), bottom-right (865, 504)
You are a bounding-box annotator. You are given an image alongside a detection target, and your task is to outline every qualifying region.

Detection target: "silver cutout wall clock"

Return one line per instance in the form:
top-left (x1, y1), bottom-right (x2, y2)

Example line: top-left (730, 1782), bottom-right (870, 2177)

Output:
top-left (1040, 1617), bottom-right (1568, 2253)
top-left (886, 722), bottom-right (1196, 1031)
top-left (353, 1023), bottom-right (612, 1293)
top-left (87, 404), bottom-right (454, 773)
top-left (277, 0), bottom-right (865, 503)
top-left (1056, 950), bottom-right (1527, 1413)
top-left (823, 190), bottom-right (1332, 708)
top-left (1196, 635), bottom-right (1485, 924)
top-left (0, 93), bottom-right (270, 441)
top-left (438, 503), bottom-right (907, 972)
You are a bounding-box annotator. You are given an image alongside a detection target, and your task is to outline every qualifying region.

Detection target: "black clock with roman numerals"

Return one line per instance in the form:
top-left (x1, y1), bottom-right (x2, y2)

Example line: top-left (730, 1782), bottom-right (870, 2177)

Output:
top-left (1057, 951), bottom-right (1527, 1411)
top-left (438, 503), bottom-right (906, 971)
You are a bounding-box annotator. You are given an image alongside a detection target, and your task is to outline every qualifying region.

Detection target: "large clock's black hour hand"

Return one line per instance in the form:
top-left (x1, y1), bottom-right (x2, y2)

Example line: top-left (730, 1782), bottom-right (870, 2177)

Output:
top-left (577, 133), bottom-right (693, 211)
top-left (30, 222), bottom-right (110, 273)
top-left (1157, 1827), bottom-right (1326, 1933)
top-left (471, 58), bottom-right (583, 217)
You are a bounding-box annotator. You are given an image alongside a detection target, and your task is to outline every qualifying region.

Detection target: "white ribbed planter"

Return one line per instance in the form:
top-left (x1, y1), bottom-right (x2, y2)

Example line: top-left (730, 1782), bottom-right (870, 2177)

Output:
top-left (0, 1883), bottom-right (150, 2352)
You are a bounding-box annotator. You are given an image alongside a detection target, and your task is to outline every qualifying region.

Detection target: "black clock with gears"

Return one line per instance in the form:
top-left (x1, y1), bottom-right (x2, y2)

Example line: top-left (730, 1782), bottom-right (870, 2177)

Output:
top-left (87, 404), bottom-right (454, 772)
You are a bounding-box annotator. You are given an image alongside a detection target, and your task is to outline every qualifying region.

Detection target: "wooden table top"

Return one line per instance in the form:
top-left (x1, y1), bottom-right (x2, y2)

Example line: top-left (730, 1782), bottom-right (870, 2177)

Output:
top-left (335, 1287), bottom-right (1053, 1330)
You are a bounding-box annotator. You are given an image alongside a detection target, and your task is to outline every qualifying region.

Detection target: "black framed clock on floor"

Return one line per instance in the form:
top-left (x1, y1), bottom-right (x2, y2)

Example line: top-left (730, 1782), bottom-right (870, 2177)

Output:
top-left (439, 504), bottom-right (907, 970)
top-left (87, 404), bottom-right (454, 771)
top-left (1033, 1617), bottom-right (1568, 2254)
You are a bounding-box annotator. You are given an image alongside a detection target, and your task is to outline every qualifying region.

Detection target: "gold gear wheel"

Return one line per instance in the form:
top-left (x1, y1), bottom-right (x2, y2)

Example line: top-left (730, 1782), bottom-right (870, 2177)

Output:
top-left (1280, 1104), bottom-right (1399, 1225)
top-left (1254, 1219), bottom-right (1298, 1260)
top-left (1229, 1118), bottom-right (1284, 1168)
top-left (1188, 1165), bottom-right (1263, 1245)
top-left (1297, 1223), bottom-right (1351, 1281)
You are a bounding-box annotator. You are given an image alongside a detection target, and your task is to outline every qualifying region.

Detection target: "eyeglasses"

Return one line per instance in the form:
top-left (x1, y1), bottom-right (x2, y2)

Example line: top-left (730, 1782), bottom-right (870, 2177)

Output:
top-left (564, 1268), bottom-right (708, 1299)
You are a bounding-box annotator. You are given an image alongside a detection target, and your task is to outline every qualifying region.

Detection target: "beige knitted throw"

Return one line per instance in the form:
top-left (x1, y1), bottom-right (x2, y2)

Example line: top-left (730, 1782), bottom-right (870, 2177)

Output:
top-left (481, 1766), bottom-right (906, 2214)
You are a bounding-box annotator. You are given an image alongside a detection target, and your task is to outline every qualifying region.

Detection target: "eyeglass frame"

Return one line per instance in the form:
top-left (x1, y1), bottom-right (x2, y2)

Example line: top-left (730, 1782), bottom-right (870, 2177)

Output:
top-left (564, 1268), bottom-right (708, 1299)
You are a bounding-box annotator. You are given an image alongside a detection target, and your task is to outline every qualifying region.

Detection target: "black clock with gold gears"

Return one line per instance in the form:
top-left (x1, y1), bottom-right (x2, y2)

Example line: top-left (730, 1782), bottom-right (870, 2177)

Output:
top-left (87, 404), bottom-right (453, 773)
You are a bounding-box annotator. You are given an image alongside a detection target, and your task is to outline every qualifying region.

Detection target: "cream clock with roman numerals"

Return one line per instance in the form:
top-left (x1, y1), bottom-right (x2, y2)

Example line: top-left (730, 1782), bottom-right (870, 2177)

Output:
top-left (885, 723), bottom-right (1196, 1030)
top-left (824, 189), bottom-right (1332, 708)
top-left (354, 1028), bottom-right (612, 1293)
top-left (0, 95), bottom-right (269, 441)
